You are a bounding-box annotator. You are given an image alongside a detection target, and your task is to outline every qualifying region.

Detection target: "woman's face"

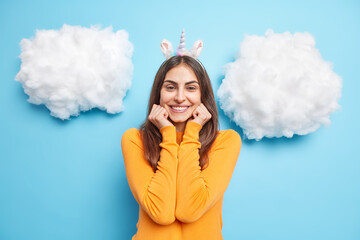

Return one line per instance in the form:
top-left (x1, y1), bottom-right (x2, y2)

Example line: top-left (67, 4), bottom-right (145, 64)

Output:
top-left (160, 64), bottom-right (201, 125)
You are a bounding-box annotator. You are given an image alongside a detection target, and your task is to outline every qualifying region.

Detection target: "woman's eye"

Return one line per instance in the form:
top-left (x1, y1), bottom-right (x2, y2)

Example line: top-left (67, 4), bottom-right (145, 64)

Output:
top-left (187, 86), bottom-right (197, 91)
top-left (166, 85), bottom-right (175, 90)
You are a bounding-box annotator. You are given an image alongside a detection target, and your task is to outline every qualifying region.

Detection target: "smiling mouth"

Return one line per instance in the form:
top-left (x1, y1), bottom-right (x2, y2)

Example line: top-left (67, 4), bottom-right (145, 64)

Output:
top-left (170, 106), bottom-right (190, 113)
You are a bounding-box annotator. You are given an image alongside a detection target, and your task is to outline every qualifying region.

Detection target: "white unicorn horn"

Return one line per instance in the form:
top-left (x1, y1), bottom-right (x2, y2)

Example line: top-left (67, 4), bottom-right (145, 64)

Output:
top-left (176, 29), bottom-right (187, 56)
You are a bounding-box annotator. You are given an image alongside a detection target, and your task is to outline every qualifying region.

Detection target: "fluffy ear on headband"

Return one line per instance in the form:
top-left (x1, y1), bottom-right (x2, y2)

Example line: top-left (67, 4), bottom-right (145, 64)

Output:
top-left (160, 39), bottom-right (174, 59)
top-left (190, 40), bottom-right (203, 58)
top-left (160, 29), bottom-right (203, 59)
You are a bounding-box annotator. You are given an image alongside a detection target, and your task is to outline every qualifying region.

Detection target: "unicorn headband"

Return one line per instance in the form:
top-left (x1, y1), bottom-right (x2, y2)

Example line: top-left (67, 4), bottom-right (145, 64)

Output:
top-left (160, 29), bottom-right (203, 59)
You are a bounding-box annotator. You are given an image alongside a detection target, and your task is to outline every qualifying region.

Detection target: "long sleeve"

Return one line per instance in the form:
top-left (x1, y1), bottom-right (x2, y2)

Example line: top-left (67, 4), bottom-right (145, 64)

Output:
top-left (175, 121), bottom-right (241, 223)
top-left (121, 126), bottom-right (178, 225)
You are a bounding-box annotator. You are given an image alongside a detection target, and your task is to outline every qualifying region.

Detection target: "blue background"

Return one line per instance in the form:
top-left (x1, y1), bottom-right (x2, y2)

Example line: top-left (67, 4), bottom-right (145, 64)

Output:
top-left (1, 0), bottom-right (359, 239)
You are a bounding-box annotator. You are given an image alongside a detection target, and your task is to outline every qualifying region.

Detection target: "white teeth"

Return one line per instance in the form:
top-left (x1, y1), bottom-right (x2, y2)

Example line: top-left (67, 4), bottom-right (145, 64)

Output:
top-left (171, 106), bottom-right (188, 111)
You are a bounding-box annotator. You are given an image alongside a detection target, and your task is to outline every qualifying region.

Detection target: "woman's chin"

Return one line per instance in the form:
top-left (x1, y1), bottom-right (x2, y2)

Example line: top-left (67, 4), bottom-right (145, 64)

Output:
top-left (169, 115), bottom-right (191, 124)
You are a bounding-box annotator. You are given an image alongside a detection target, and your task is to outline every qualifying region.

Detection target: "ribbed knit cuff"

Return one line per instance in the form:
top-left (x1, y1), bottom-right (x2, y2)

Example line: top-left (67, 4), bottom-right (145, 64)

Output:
top-left (160, 125), bottom-right (177, 143)
top-left (184, 121), bottom-right (202, 141)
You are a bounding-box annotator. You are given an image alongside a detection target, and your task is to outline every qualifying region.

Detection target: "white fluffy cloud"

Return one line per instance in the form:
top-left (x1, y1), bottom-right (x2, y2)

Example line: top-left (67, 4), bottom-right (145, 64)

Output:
top-left (218, 29), bottom-right (342, 140)
top-left (15, 24), bottom-right (133, 120)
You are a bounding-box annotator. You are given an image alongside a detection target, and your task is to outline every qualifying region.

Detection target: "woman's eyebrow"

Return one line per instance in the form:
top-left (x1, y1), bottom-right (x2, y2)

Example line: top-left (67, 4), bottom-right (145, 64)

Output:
top-left (164, 80), bottom-right (199, 85)
top-left (185, 80), bottom-right (199, 85)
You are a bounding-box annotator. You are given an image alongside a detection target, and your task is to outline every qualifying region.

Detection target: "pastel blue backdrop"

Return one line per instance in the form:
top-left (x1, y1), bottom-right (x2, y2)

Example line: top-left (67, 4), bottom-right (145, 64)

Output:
top-left (1, 0), bottom-right (359, 239)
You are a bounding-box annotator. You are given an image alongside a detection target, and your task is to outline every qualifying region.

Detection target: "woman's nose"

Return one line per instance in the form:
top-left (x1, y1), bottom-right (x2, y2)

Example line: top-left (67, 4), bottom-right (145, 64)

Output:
top-left (175, 89), bottom-right (185, 102)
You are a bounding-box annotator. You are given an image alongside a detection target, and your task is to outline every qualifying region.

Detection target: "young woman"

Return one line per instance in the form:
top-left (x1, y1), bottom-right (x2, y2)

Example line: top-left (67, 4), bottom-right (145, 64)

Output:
top-left (121, 35), bottom-right (241, 240)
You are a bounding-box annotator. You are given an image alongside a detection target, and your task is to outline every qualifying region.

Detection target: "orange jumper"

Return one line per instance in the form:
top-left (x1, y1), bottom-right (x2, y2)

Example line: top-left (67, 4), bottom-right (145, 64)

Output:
top-left (121, 121), bottom-right (241, 240)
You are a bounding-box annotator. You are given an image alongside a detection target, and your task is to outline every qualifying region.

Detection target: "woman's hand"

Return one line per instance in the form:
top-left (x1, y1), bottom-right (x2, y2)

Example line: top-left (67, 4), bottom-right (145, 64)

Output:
top-left (148, 104), bottom-right (173, 130)
top-left (189, 103), bottom-right (212, 127)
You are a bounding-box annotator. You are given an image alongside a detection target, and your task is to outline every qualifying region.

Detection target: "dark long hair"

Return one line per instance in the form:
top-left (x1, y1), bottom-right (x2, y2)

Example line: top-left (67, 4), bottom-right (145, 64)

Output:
top-left (140, 56), bottom-right (218, 172)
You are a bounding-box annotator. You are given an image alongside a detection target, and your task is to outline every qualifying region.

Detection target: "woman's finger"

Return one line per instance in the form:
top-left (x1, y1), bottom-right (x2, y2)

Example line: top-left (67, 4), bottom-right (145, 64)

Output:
top-left (199, 104), bottom-right (211, 120)
top-left (149, 104), bottom-right (162, 122)
top-left (152, 105), bottom-right (161, 117)
top-left (192, 107), bottom-right (199, 118)
top-left (160, 107), bottom-right (168, 119)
